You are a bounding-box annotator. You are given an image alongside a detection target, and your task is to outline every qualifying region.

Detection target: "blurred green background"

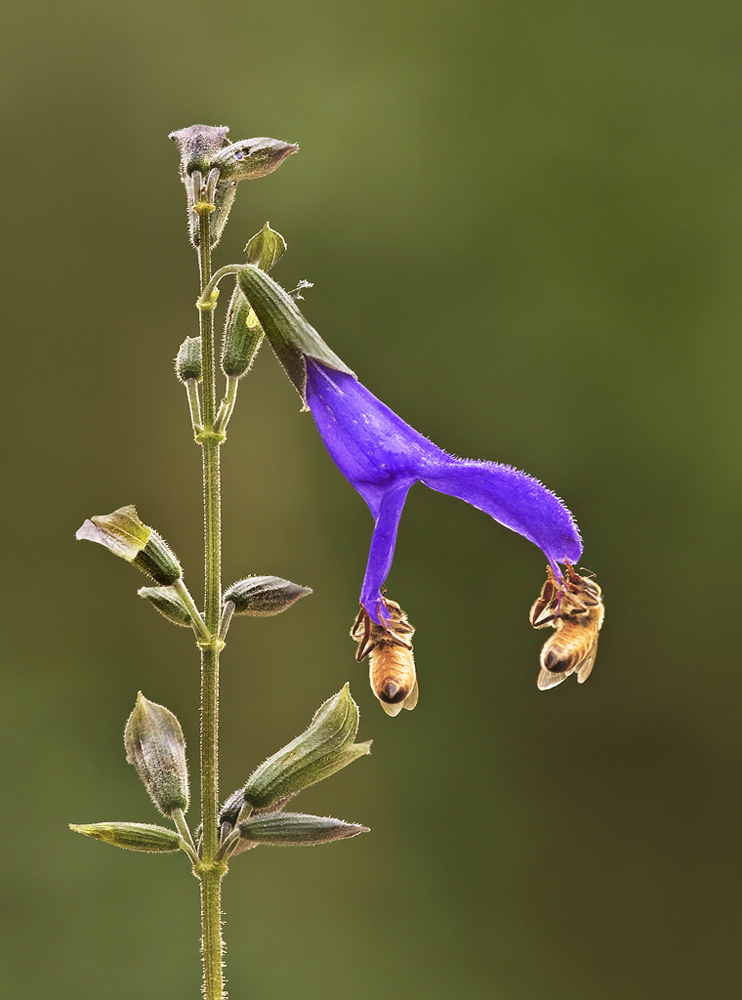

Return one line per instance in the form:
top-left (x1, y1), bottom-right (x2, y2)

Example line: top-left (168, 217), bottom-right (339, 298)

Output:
top-left (3, 0), bottom-right (742, 997)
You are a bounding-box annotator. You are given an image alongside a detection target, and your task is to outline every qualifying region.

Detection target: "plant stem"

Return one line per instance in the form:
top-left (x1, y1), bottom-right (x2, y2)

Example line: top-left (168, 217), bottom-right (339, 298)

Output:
top-left (195, 191), bottom-right (226, 1000)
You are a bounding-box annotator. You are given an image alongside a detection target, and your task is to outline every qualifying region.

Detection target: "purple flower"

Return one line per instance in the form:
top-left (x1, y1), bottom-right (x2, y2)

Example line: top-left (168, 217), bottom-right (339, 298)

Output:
top-left (305, 360), bottom-right (582, 625)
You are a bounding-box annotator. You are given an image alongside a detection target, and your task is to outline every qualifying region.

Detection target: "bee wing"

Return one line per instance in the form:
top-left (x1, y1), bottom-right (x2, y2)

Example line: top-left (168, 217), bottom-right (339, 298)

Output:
top-left (536, 665), bottom-right (574, 690)
top-left (575, 639), bottom-right (599, 684)
top-left (379, 698), bottom-right (405, 717)
top-left (402, 675), bottom-right (419, 712)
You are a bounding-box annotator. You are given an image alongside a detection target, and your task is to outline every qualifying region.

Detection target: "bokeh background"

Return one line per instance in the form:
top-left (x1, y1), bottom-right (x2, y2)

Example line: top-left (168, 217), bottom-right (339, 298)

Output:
top-left (3, 1), bottom-right (742, 997)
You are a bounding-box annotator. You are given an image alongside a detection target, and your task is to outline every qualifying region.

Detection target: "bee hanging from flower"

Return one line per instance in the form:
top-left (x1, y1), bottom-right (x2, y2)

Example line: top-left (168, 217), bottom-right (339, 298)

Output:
top-left (530, 561), bottom-right (605, 690)
top-left (351, 598), bottom-right (418, 717)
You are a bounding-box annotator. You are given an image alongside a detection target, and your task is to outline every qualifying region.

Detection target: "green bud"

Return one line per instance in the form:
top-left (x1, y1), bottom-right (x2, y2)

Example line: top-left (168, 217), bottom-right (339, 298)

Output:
top-left (69, 821), bottom-right (183, 853)
top-left (220, 286), bottom-right (264, 379)
top-left (76, 505), bottom-right (182, 586)
top-left (223, 576), bottom-right (312, 616)
top-left (210, 137), bottom-right (298, 182)
top-left (138, 585), bottom-right (193, 627)
top-left (237, 265), bottom-right (354, 403)
top-left (176, 337), bottom-right (202, 382)
top-left (124, 692), bottom-right (189, 817)
top-left (245, 223), bottom-right (287, 271)
top-left (242, 684), bottom-right (371, 811)
top-left (237, 812), bottom-right (369, 850)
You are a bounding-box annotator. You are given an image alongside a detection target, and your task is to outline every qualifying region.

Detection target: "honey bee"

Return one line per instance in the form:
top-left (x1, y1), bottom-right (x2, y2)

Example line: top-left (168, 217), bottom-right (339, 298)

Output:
top-left (529, 561), bottom-right (604, 690)
top-left (351, 599), bottom-right (418, 717)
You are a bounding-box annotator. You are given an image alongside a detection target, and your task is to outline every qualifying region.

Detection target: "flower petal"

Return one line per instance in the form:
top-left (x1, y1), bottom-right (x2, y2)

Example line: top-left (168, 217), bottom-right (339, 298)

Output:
top-left (305, 359), bottom-right (583, 620)
top-left (359, 481), bottom-right (413, 620)
top-left (421, 459), bottom-right (582, 574)
top-left (305, 360), bottom-right (438, 514)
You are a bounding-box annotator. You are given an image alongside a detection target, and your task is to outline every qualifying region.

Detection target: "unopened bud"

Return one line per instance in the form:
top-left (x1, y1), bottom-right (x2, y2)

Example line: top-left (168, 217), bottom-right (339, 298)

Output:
top-left (138, 585), bottom-right (193, 627)
top-left (243, 684), bottom-right (371, 811)
top-left (223, 576), bottom-right (312, 616)
top-left (76, 506), bottom-right (182, 586)
top-left (245, 223), bottom-right (287, 272)
top-left (176, 337), bottom-right (202, 382)
top-left (220, 287), bottom-right (264, 379)
top-left (124, 692), bottom-right (189, 817)
top-left (69, 821), bottom-right (183, 853)
top-left (237, 812), bottom-right (369, 850)
top-left (210, 137), bottom-right (298, 182)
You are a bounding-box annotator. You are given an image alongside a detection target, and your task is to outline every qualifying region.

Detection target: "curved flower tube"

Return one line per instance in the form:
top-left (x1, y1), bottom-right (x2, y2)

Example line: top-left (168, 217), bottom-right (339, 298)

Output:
top-left (305, 359), bottom-right (582, 624)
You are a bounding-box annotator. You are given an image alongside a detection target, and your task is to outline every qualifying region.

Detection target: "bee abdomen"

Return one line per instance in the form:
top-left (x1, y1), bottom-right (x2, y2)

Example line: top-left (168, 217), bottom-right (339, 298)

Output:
top-left (370, 646), bottom-right (416, 705)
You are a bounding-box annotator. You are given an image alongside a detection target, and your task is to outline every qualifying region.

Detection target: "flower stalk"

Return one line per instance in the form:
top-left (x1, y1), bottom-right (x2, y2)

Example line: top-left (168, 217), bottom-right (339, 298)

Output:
top-left (194, 195), bottom-right (226, 1000)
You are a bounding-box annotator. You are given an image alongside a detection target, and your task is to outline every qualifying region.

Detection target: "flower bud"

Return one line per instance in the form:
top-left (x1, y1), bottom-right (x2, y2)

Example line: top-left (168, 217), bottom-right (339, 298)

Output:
top-left (242, 684), bottom-right (371, 811)
top-left (76, 506), bottom-right (182, 586)
top-left (176, 337), bottom-right (202, 382)
top-left (237, 812), bottom-right (369, 850)
top-left (169, 124), bottom-right (229, 176)
top-left (237, 265), bottom-right (353, 402)
top-left (124, 692), bottom-right (189, 817)
top-left (223, 576), bottom-right (312, 616)
top-left (245, 223), bottom-right (287, 272)
top-left (220, 287), bottom-right (264, 379)
top-left (138, 585), bottom-right (193, 627)
top-left (210, 137), bottom-right (298, 182)
top-left (69, 821), bottom-right (183, 853)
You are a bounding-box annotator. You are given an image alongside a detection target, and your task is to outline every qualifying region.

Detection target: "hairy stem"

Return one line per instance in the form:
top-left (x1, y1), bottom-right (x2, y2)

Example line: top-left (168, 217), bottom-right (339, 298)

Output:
top-left (195, 192), bottom-right (226, 1000)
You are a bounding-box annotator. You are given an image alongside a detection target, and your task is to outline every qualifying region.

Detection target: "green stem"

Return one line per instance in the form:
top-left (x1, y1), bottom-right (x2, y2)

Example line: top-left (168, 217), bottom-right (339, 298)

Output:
top-left (195, 192), bottom-right (226, 1000)
top-left (173, 578), bottom-right (210, 643)
top-left (198, 263), bottom-right (243, 306)
top-left (214, 375), bottom-right (240, 435)
top-left (172, 807), bottom-right (199, 864)
top-left (185, 378), bottom-right (203, 434)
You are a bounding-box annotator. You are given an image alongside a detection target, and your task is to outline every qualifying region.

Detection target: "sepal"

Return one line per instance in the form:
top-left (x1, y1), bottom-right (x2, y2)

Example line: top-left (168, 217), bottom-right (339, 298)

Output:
top-left (236, 264), bottom-right (354, 402)
top-left (223, 576), bottom-right (311, 616)
top-left (124, 692), bottom-right (189, 817)
top-left (236, 812), bottom-right (369, 851)
top-left (241, 685), bottom-right (371, 811)
top-left (69, 821), bottom-right (183, 853)
top-left (76, 505), bottom-right (182, 586)
top-left (138, 585), bottom-right (193, 627)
